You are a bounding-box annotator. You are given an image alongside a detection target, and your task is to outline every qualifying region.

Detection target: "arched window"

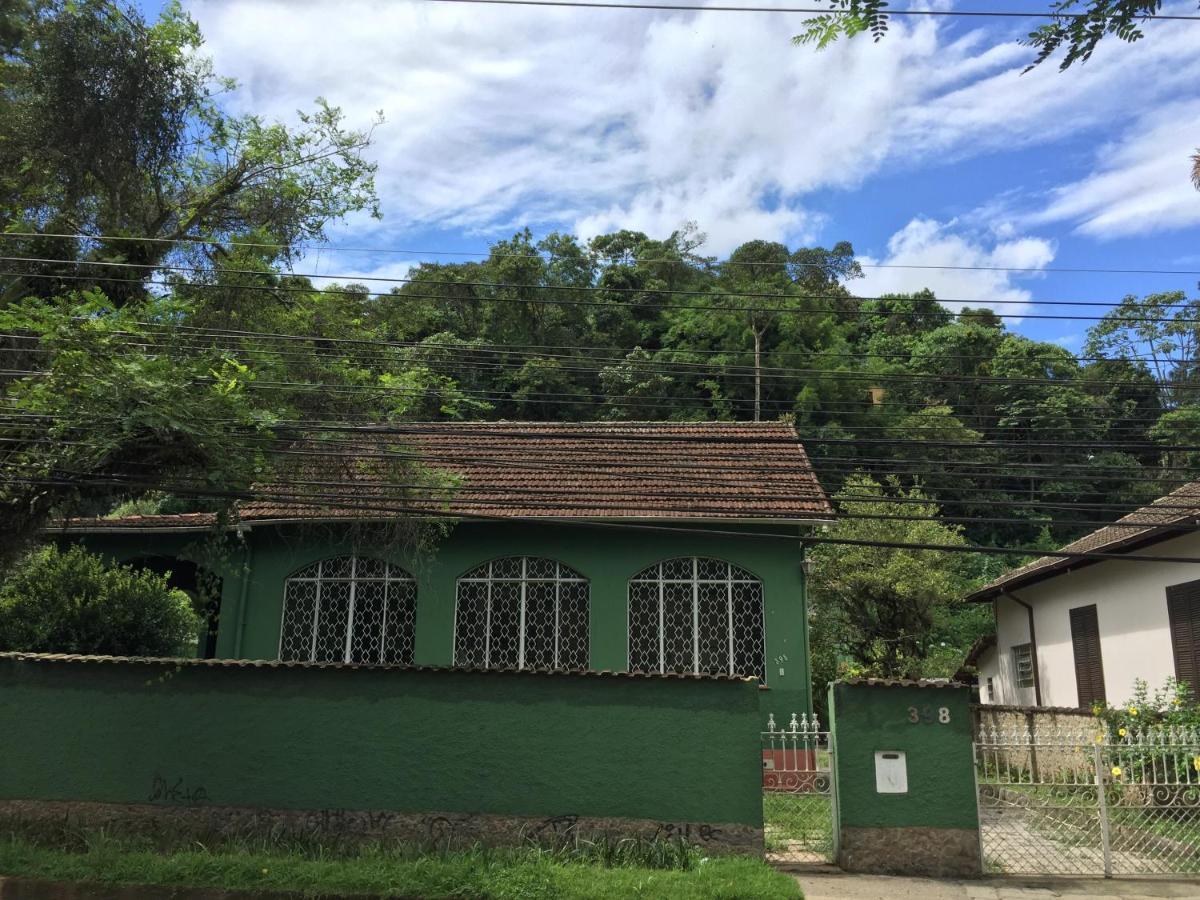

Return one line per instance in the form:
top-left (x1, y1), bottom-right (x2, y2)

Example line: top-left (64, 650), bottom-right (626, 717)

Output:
top-left (454, 557), bottom-right (589, 671)
top-left (628, 557), bottom-right (765, 679)
top-left (279, 556), bottom-right (417, 665)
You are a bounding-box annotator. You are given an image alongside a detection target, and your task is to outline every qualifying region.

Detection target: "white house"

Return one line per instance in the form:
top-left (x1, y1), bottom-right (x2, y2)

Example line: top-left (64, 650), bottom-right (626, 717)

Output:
top-left (968, 482), bottom-right (1200, 709)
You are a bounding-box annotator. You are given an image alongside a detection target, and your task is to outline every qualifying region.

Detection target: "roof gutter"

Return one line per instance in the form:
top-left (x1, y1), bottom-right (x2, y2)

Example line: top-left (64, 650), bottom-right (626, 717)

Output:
top-left (1004, 590), bottom-right (1042, 706)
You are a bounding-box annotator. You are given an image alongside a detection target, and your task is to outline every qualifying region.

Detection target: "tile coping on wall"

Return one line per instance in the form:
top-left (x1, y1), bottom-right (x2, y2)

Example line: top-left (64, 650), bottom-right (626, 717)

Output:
top-left (0, 651), bottom-right (760, 683)
top-left (838, 677), bottom-right (966, 689)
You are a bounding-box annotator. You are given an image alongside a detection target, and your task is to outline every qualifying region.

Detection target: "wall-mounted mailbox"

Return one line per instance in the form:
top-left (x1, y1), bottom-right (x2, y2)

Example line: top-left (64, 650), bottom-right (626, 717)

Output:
top-left (874, 750), bottom-right (908, 794)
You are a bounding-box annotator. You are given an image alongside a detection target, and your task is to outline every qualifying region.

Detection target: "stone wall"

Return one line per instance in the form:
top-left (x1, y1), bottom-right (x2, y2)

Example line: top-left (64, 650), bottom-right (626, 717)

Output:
top-left (838, 826), bottom-right (981, 879)
top-left (0, 800), bottom-right (761, 856)
top-left (974, 704), bottom-right (1101, 780)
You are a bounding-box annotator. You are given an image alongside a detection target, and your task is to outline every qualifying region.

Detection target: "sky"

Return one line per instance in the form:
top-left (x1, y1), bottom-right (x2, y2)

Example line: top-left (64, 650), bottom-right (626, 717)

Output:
top-left (158, 0), bottom-right (1200, 347)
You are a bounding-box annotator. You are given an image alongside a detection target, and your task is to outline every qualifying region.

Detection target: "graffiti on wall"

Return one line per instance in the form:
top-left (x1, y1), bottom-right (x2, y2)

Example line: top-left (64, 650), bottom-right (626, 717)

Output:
top-left (147, 775), bottom-right (208, 806)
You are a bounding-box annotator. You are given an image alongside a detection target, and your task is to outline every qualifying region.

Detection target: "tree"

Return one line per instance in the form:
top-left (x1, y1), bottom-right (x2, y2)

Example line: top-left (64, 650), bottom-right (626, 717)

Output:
top-left (0, 0), bottom-right (386, 562)
top-left (1085, 292), bottom-right (1200, 409)
top-left (0, 293), bottom-right (273, 564)
top-left (1, 0), bottom-right (380, 305)
top-left (0, 544), bottom-right (201, 655)
top-left (808, 474), bottom-right (975, 678)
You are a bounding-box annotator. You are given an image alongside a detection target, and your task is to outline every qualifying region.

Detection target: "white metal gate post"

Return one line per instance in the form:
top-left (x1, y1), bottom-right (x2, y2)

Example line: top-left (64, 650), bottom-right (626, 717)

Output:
top-left (1093, 740), bottom-right (1112, 878)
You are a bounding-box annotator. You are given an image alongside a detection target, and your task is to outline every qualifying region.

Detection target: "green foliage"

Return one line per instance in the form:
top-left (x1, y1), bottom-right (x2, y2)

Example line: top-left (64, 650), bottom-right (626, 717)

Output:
top-left (0, 292), bottom-right (273, 560)
top-left (808, 474), bottom-right (982, 679)
top-left (793, 0), bottom-right (1193, 75)
top-left (1, 0), bottom-right (380, 306)
top-left (0, 544), bottom-right (201, 656)
top-left (1093, 679), bottom-right (1200, 785)
top-left (1094, 678), bottom-right (1200, 732)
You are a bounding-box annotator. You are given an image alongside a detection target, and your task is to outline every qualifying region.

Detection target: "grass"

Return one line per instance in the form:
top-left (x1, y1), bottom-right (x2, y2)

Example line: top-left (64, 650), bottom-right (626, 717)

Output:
top-left (0, 828), bottom-right (802, 900)
top-left (762, 793), bottom-right (833, 856)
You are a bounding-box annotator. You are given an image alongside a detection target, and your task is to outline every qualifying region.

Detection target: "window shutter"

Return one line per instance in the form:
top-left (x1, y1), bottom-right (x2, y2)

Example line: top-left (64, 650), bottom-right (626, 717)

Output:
top-left (1069, 605), bottom-right (1105, 709)
top-left (1166, 580), bottom-right (1200, 699)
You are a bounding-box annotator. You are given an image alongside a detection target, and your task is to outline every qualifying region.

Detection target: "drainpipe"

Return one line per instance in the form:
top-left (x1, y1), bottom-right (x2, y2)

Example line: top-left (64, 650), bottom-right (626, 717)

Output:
top-left (1004, 591), bottom-right (1042, 707)
top-left (233, 528), bottom-right (253, 659)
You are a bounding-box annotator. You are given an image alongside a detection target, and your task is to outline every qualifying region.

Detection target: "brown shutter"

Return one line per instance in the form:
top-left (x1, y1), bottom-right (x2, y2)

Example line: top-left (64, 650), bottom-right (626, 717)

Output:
top-left (1166, 580), bottom-right (1200, 699)
top-left (1070, 605), bottom-right (1106, 708)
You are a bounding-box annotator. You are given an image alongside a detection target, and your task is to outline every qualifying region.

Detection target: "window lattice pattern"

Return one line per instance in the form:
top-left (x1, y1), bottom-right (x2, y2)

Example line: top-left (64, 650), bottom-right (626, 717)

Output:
top-left (629, 557), bottom-right (765, 679)
top-left (454, 557), bottom-right (590, 671)
top-left (279, 556), bottom-right (417, 665)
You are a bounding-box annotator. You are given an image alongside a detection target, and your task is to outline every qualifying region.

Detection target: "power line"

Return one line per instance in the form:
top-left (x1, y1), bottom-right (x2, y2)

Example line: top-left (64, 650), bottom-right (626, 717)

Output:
top-left (3, 256), bottom-right (1198, 321)
top-left (4, 230), bottom-right (1200, 276)
top-left (9, 423), bottom-right (1200, 515)
top-left (2, 325), bottom-right (1182, 392)
top-left (5, 314), bottom-right (1197, 394)
top-left (420, 0), bottom-right (1200, 22)
top-left (5, 409), bottom-right (1199, 452)
top-left (18, 472), bottom-right (1200, 564)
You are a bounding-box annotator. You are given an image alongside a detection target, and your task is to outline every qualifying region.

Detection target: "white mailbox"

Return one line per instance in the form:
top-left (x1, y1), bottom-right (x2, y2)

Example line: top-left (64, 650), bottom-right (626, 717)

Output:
top-left (874, 750), bottom-right (908, 794)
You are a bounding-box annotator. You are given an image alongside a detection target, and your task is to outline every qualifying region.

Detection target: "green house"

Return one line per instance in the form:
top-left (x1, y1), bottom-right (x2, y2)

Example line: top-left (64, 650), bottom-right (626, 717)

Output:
top-left (54, 421), bottom-right (832, 718)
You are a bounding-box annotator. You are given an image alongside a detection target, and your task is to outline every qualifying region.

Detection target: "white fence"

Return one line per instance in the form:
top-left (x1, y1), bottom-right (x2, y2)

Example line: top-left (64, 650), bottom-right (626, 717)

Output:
top-left (975, 722), bottom-right (1200, 876)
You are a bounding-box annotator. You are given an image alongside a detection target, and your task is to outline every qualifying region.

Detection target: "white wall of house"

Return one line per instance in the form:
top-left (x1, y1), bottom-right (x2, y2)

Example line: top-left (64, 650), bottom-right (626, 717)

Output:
top-left (982, 530), bottom-right (1200, 708)
top-left (975, 643), bottom-right (1002, 704)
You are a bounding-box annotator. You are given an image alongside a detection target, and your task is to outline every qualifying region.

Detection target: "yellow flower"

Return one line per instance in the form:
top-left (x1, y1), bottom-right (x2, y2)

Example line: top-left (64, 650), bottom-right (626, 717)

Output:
top-left (1173, 699), bottom-right (1182, 706)
top-left (1118, 727), bottom-right (1127, 737)
top-left (1128, 707), bottom-right (1139, 716)
top-left (1193, 757), bottom-right (1200, 772)
top-left (1094, 734), bottom-right (1104, 744)
top-left (1111, 766), bottom-right (1123, 778)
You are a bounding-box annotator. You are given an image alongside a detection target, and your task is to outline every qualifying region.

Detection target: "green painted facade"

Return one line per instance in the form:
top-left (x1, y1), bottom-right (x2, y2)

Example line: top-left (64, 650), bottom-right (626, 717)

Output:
top-left (73, 520), bottom-right (812, 719)
top-left (828, 681), bottom-right (976, 830)
top-left (0, 656), bottom-right (762, 827)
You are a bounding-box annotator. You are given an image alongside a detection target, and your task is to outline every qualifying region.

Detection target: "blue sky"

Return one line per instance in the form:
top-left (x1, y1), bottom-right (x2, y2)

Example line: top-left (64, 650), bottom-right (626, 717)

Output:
top-left (151, 0), bottom-right (1200, 348)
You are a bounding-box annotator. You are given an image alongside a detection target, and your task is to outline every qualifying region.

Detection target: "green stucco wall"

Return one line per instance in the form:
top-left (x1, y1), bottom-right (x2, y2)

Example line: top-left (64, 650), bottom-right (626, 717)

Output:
top-left (74, 520), bottom-right (811, 721)
top-left (829, 681), bottom-right (976, 830)
top-left (0, 656), bottom-right (762, 828)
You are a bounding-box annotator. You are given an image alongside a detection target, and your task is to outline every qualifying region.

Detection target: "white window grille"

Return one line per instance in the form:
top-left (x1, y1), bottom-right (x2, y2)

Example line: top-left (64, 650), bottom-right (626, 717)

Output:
top-left (628, 557), bottom-right (765, 680)
top-left (454, 557), bottom-right (590, 671)
top-left (1013, 642), bottom-right (1035, 688)
top-left (279, 556), bottom-right (417, 665)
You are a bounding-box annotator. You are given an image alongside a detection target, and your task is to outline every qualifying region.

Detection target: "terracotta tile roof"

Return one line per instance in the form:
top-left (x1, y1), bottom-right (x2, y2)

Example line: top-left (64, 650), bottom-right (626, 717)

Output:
top-left (0, 651), bottom-right (757, 682)
top-left (967, 479), bottom-right (1200, 601)
top-left (839, 677), bottom-right (964, 688)
top-left (59, 421), bottom-right (831, 531)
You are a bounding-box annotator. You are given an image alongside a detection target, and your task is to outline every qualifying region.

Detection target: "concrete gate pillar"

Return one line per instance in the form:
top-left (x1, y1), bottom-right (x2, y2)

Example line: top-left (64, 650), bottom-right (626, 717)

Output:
top-left (828, 679), bottom-right (981, 878)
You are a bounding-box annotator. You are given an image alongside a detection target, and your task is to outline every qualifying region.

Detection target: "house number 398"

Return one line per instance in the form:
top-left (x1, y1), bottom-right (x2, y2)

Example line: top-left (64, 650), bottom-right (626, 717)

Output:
top-left (907, 706), bottom-right (951, 724)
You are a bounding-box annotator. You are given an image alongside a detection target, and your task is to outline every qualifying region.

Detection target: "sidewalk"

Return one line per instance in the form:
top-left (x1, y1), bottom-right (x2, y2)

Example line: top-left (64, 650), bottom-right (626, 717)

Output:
top-left (792, 869), bottom-right (1200, 900)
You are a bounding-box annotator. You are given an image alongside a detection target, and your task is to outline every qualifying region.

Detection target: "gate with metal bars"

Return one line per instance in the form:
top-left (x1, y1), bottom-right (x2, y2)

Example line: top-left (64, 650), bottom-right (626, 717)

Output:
top-left (761, 713), bottom-right (837, 862)
top-left (975, 722), bottom-right (1200, 876)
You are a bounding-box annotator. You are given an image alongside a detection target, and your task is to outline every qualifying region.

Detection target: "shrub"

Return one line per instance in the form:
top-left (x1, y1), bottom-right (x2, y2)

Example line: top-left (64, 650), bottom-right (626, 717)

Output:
top-left (0, 545), bottom-right (201, 656)
top-left (1093, 678), bottom-right (1200, 734)
top-left (1093, 679), bottom-right (1200, 787)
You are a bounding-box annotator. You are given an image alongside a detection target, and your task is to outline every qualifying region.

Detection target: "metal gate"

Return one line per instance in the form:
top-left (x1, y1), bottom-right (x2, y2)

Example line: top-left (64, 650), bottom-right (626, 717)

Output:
top-left (975, 722), bottom-right (1200, 876)
top-left (762, 713), bottom-right (837, 862)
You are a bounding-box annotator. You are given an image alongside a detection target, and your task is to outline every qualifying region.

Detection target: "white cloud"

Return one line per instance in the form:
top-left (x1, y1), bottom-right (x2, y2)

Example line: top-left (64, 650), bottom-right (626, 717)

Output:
top-left (186, 0), bottom-right (1200, 254)
top-left (1030, 99), bottom-right (1200, 238)
top-left (855, 218), bottom-right (1055, 315)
